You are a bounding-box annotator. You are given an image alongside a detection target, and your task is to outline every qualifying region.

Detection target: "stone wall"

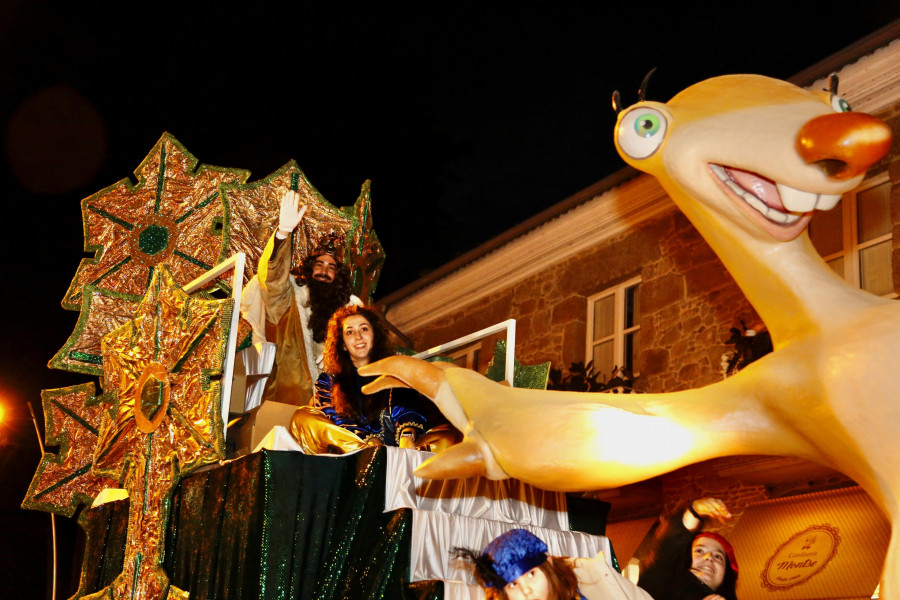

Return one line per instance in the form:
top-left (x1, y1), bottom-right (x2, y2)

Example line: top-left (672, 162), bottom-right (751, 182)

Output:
top-left (403, 207), bottom-right (760, 394)
top-left (637, 212), bottom-right (759, 393)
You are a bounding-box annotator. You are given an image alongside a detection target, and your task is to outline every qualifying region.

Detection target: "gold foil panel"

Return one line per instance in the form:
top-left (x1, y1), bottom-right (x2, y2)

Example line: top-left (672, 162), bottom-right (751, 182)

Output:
top-left (21, 383), bottom-right (118, 516)
top-left (96, 264), bottom-right (230, 477)
top-left (62, 133), bottom-right (250, 310)
top-left (55, 135), bottom-right (383, 378)
top-left (347, 180), bottom-right (385, 301)
top-left (221, 161), bottom-right (385, 299)
top-left (89, 264), bottom-right (232, 600)
top-left (49, 286), bottom-right (140, 375)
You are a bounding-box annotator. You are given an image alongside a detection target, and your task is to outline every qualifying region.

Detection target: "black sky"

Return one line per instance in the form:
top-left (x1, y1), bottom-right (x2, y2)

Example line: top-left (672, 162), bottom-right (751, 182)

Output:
top-left (1, 2), bottom-right (899, 596)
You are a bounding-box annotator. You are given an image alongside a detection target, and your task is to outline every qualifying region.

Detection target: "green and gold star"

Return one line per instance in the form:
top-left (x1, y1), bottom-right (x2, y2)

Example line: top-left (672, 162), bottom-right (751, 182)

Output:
top-left (21, 383), bottom-right (118, 516)
top-left (84, 264), bottom-right (232, 600)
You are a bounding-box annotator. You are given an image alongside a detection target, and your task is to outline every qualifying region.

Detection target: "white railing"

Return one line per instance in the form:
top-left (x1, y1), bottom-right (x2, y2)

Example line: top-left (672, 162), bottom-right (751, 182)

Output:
top-left (183, 252), bottom-right (246, 438)
top-left (411, 319), bottom-right (516, 386)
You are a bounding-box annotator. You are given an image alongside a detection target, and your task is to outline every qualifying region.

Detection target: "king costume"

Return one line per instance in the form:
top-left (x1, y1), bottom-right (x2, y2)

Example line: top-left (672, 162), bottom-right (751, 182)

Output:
top-left (241, 232), bottom-right (361, 405)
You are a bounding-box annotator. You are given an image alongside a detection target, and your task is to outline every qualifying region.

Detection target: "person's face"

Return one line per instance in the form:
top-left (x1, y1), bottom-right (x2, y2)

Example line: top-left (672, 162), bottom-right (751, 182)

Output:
top-left (342, 314), bottom-right (374, 367)
top-left (690, 537), bottom-right (727, 591)
top-left (503, 566), bottom-right (550, 600)
top-left (312, 254), bottom-right (337, 283)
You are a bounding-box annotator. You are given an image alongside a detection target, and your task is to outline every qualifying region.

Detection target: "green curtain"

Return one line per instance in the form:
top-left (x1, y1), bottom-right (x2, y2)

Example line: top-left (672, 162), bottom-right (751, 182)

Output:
top-left (79, 448), bottom-right (431, 599)
top-left (76, 448), bottom-right (611, 599)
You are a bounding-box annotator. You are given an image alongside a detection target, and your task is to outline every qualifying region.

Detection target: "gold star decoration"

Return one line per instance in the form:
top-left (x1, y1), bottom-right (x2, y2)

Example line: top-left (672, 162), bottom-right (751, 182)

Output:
top-left (63, 133), bottom-right (250, 308)
top-left (52, 134), bottom-right (250, 375)
top-left (49, 286), bottom-right (140, 376)
top-left (84, 264), bottom-right (232, 600)
top-left (27, 131), bottom-right (385, 599)
top-left (345, 179), bottom-right (385, 302)
top-left (21, 383), bottom-right (118, 516)
top-left (222, 161), bottom-right (385, 301)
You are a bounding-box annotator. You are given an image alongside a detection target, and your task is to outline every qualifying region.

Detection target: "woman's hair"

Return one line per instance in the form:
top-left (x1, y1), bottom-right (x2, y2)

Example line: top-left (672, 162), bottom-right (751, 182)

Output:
top-left (717, 565), bottom-right (738, 600)
top-left (477, 559), bottom-right (578, 600)
top-left (322, 305), bottom-right (392, 421)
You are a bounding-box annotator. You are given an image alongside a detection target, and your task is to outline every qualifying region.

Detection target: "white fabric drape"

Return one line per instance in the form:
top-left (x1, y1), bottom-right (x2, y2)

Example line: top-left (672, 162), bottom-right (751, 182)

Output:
top-left (442, 581), bottom-right (484, 600)
top-left (409, 509), bottom-right (612, 587)
top-left (385, 447), bottom-right (569, 529)
top-left (254, 425), bottom-right (304, 452)
top-left (237, 342), bottom-right (276, 411)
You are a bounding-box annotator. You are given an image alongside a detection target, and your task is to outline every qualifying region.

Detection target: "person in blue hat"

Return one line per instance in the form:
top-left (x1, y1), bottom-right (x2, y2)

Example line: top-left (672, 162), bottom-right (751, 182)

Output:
top-left (453, 528), bottom-right (653, 600)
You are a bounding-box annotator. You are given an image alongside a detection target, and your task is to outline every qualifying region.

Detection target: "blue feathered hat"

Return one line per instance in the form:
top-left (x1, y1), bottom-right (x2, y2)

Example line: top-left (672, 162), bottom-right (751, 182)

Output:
top-left (480, 529), bottom-right (548, 587)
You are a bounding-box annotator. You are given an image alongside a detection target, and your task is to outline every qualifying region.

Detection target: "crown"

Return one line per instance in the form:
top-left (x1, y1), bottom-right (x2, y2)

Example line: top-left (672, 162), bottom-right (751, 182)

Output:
top-left (310, 232), bottom-right (345, 264)
top-left (283, 171), bottom-right (384, 302)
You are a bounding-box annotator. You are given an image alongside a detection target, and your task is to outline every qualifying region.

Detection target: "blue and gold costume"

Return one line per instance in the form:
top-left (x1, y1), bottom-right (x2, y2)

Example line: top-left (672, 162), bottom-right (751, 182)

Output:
top-left (313, 370), bottom-right (430, 446)
top-left (290, 367), bottom-right (432, 454)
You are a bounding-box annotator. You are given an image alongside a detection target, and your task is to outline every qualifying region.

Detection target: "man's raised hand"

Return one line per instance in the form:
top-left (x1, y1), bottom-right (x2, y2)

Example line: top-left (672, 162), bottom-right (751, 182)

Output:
top-left (276, 190), bottom-right (307, 238)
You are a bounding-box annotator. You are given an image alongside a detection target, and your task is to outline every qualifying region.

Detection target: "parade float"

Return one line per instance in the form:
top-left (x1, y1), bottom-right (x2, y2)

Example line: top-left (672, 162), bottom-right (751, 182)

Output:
top-left (20, 134), bottom-right (612, 599)
top-left (16, 54), bottom-right (898, 598)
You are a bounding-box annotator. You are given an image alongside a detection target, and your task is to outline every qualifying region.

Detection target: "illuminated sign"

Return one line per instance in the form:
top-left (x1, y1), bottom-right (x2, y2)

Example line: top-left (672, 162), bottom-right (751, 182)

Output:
top-left (761, 524), bottom-right (841, 591)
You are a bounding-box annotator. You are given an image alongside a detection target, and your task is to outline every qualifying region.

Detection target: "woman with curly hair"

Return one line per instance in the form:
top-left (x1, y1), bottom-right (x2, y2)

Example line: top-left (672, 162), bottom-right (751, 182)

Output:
top-left (290, 305), bottom-right (439, 454)
top-left (454, 529), bottom-right (653, 600)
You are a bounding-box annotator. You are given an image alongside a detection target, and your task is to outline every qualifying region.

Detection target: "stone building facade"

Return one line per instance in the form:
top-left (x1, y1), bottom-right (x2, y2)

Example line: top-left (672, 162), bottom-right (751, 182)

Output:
top-left (377, 31), bottom-right (900, 572)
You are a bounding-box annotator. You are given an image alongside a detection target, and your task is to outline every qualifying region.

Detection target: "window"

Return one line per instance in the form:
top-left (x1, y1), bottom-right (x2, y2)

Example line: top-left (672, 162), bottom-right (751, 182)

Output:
top-left (445, 330), bottom-right (507, 372)
top-left (808, 175), bottom-right (895, 298)
top-left (448, 345), bottom-right (480, 370)
top-left (586, 277), bottom-right (641, 379)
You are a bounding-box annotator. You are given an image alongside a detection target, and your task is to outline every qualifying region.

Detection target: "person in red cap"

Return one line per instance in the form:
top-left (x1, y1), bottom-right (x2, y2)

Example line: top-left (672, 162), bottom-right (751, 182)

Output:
top-left (638, 497), bottom-right (739, 600)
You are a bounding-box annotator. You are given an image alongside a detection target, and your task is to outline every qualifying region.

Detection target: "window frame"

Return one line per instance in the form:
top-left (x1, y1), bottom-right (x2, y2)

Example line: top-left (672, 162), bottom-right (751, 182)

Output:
top-left (585, 276), bottom-right (642, 379)
top-left (811, 173), bottom-right (895, 298)
top-left (447, 345), bottom-right (479, 370)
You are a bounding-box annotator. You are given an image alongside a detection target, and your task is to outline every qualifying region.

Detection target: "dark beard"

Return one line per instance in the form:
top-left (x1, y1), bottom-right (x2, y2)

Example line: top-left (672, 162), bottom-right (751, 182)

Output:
top-left (306, 278), bottom-right (349, 343)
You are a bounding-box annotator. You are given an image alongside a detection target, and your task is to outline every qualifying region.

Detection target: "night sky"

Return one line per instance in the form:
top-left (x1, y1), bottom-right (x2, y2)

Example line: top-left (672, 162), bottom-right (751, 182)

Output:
top-left (1, 3), bottom-right (899, 597)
